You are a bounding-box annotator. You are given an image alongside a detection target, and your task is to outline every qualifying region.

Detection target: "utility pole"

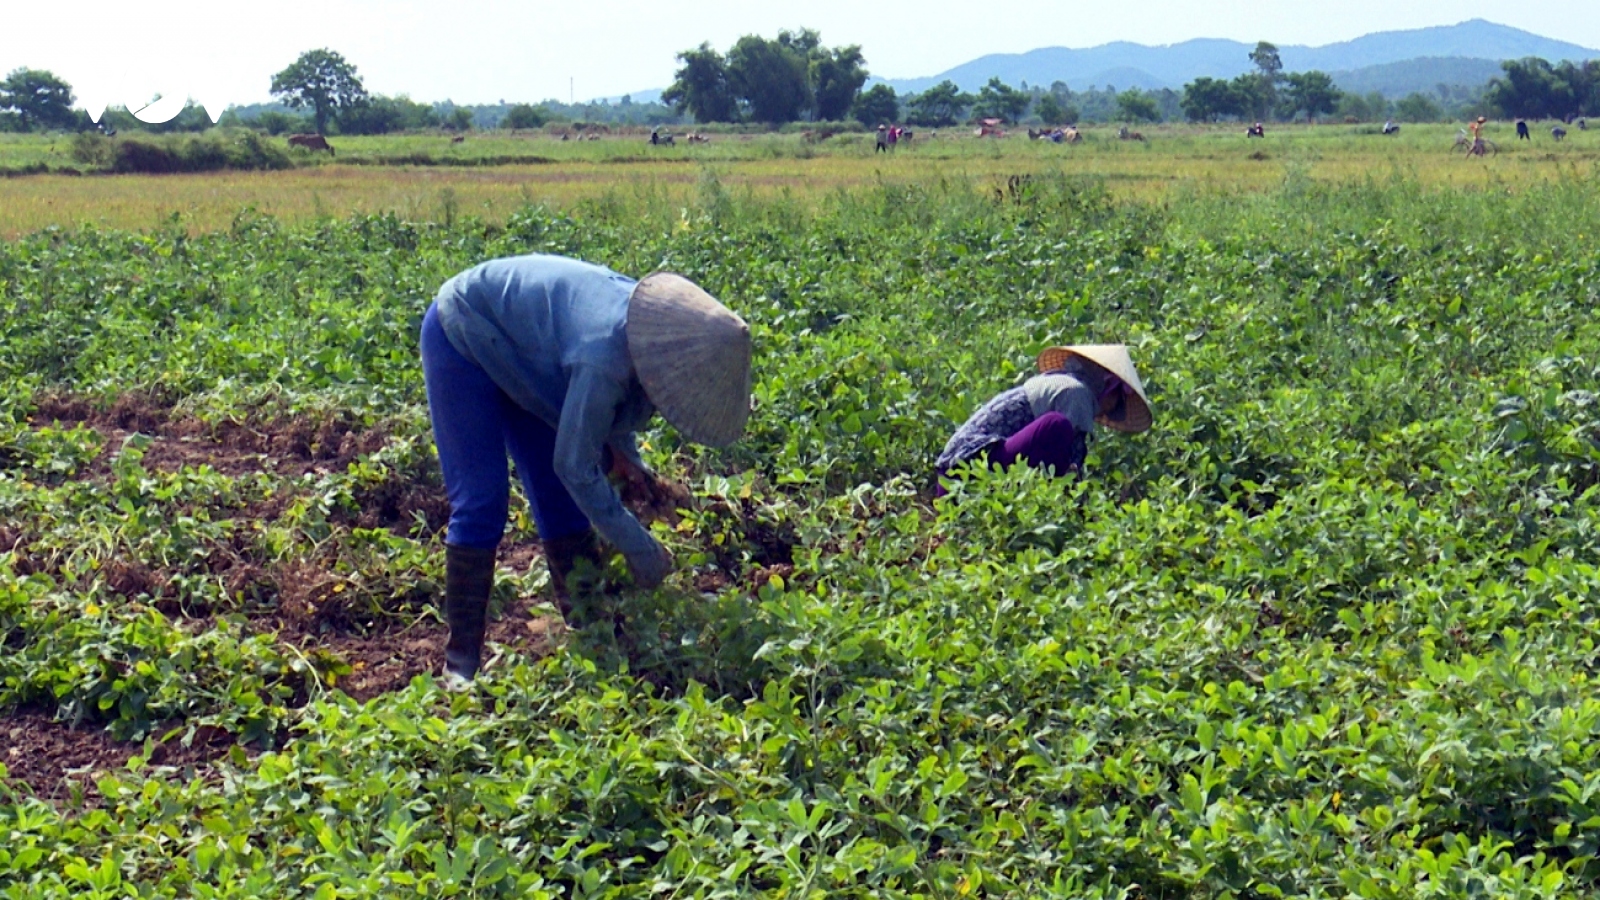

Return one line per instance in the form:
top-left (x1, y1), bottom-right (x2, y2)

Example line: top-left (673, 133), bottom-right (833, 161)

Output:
top-left (570, 78), bottom-right (574, 105)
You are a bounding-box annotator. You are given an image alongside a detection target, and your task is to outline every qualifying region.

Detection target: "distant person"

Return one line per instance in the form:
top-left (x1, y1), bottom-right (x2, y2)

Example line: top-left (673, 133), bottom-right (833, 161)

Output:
top-left (1468, 115), bottom-right (1488, 155)
top-left (1516, 118), bottom-right (1530, 141)
top-left (421, 254), bottom-right (751, 685)
top-left (875, 124), bottom-right (889, 153)
top-left (1247, 122), bottom-right (1265, 138)
top-left (888, 125), bottom-right (900, 150)
top-left (650, 128), bottom-right (659, 146)
top-left (936, 345), bottom-right (1151, 495)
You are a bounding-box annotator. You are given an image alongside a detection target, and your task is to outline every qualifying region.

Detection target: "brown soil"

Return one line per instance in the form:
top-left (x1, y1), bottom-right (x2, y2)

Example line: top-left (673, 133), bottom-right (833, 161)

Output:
top-left (2, 597), bottom-right (561, 803)
top-left (315, 604), bottom-right (560, 703)
top-left (236, 543), bottom-right (560, 694)
top-left (328, 469), bottom-right (451, 535)
top-left (3, 393), bottom-right (711, 800)
top-left (8, 390), bottom-right (452, 598)
top-left (1, 710), bottom-right (236, 803)
top-left (30, 391), bottom-right (393, 480)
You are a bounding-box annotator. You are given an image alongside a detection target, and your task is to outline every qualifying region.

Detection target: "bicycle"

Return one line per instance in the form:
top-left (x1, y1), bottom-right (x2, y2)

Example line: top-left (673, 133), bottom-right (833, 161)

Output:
top-left (1453, 130), bottom-right (1498, 157)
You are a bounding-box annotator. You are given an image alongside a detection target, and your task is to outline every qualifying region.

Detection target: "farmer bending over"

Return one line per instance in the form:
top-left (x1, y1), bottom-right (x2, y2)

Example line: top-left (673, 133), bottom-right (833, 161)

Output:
top-left (421, 254), bottom-right (752, 684)
top-left (936, 344), bottom-right (1150, 494)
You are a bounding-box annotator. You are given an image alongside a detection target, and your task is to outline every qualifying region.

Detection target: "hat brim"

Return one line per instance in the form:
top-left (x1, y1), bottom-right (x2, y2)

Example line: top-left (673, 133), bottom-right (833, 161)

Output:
top-left (1037, 344), bottom-right (1152, 433)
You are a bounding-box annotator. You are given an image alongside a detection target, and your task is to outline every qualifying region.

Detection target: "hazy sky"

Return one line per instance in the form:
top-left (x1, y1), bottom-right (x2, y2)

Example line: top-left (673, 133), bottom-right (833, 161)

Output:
top-left (4, 0), bottom-right (1597, 117)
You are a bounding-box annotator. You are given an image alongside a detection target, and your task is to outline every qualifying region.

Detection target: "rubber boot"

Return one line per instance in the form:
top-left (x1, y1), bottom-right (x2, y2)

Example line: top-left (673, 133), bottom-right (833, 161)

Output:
top-left (543, 528), bottom-right (603, 626)
top-left (442, 544), bottom-right (496, 683)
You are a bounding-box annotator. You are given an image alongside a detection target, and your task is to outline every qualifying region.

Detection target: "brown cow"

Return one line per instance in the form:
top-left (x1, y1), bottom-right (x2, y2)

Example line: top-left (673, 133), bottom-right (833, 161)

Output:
top-left (287, 133), bottom-right (335, 155)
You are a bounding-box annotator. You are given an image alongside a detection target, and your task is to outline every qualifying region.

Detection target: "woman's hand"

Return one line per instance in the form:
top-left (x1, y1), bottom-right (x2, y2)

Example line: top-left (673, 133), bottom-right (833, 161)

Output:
top-left (628, 537), bottom-right (673, 589)
top-left (609, 450), bottom-right (650, 494)
top-left (610, 452), bottom-right (692, 519)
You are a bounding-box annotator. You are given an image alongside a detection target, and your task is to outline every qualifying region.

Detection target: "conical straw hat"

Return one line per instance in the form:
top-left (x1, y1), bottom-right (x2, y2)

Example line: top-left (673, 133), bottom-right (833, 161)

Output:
top-left (626, 273), bottom-right (752, 448)
top-left (1036, 344), bottom-right (1152, 433)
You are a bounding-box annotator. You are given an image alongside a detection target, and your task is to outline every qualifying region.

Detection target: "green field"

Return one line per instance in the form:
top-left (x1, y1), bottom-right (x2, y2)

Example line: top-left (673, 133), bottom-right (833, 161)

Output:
top-left (2, 138), bottom-right (1600, 897)
top-left (1, 123), bottom-right (1596, 236)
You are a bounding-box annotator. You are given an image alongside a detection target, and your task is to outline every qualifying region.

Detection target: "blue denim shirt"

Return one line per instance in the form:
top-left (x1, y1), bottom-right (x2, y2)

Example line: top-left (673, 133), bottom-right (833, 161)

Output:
top-left (434, 255), bottom-right (658, 567)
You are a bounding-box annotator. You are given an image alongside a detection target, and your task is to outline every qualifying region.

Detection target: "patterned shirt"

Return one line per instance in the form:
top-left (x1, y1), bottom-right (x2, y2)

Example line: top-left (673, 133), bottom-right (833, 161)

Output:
top-left (937, 372), bottom-right (1100, 470)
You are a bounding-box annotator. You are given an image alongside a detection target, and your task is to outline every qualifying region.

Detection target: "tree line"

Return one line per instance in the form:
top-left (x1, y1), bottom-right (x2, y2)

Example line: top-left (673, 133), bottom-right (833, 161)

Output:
top-left (659, 34), bottom-right (1522, 129)
top-left (251, 50), bottom-right (686, 134)
top-left (662, 30), bottom-right (868, 125)
top-left (659, 31), bottom-right (1172, 128)
top-left (1178, 48), bottom-right (1600, 124)
top-left (5, 44), bottom-right (1594, 136)
top-left (1485, 58), bottom-right (1600, 119)
top-left (0, 51), bottom-right (686, 137)
top-left (1178, 43), bottom-right (1341, 123)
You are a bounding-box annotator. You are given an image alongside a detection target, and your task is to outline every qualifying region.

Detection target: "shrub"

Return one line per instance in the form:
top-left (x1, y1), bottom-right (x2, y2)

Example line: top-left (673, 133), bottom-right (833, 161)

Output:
top-left (104, 131), bottom-right (293, 174)
top-left (70, 132), bottom-right (115, 167)
top-left (248, 110), bottom-right (312, 135)
top-left (501, 103), bottom-right (549, 130)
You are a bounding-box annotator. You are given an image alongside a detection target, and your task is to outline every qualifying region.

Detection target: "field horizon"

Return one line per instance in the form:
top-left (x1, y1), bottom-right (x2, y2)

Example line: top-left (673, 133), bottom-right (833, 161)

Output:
top-left (2, 122), bottom-right (1596, 237)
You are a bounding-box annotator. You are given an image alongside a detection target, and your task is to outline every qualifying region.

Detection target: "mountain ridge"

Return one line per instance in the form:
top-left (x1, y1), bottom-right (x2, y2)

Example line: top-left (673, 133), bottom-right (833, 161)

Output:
top-left (869, 19), bottom-right (1597, 95)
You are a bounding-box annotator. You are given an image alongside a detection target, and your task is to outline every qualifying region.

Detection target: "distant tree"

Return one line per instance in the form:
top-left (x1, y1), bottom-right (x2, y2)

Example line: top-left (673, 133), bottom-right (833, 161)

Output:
top-left (1181, 77), bottom-right (1244, 122)
top-left (1231, 73), bottom-right (1276, 121)
top-left (270, 49), bottom-right (367, 134)
top-left (1394, 92), bottom-right (1444, 123)
top-left (1116, 89), bottom-right (1161, 123)
top-left (446, 107), bottom-right (473, 131)
top-left (1335, 90), bottom-right (1390, 122)
top-left (972, 77), bottom-right (1030, 123)
top-left (339, 95), bottom-right (440, 134)
top-left (1034, 92), bottom-right (1072, 125)
top-left (1283, 71), bottom-right (1341, 123)
top-left (807, 40), bottom-right (869, 121)
top-left (668, 30), bottom-right (867, 125)
top-left (252, 110), bottom-right (311, 135)
top-left (1250, 42), bottom-right (1283, 79)
top-left (906, 80), bottom-right (975, 127)
top-left (0, 68), bottom-right (77, 131)
top-left (501, 103), bottom-right (549, 129)
top-left (1487, 57), bottom-right (1575, 120)
top-left (851, 83), bottom-right (899, 127)
top-left (1555, 60), bottom-right (1599, 117)
top-left (726, 34), bottom-right (811, 124)
top-left (1572, 60), bottom-right (1600, 116)
top-left (1249, 41), bottom-right (1284, 118)
top-left (1149, 87), bottom-right (1184, 122)
top-left (663, 43), bottom-right (738, 123)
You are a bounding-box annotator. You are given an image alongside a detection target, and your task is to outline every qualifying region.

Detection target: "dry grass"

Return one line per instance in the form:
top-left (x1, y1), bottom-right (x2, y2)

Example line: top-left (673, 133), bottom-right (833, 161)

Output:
top-left (2, 124), bottom-right (1596, 237)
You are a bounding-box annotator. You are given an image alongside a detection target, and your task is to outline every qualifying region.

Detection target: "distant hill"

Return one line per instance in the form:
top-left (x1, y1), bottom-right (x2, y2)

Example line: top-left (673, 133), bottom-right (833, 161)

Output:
top-left (1330, 58), bottom-right (1507, 98)
top-left (606, 89), bottom-right (665, 105)
top-left (874, 19), bottom-right (1597, 95)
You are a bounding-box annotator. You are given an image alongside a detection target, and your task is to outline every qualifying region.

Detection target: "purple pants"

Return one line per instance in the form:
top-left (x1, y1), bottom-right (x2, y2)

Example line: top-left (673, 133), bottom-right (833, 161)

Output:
top-left (936, 412), bottom-right (1085, 496)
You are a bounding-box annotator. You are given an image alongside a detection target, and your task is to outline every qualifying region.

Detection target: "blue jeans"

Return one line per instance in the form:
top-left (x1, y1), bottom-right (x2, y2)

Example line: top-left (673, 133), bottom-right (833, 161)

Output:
top-left (421, 302), bottom-right (591, 550)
